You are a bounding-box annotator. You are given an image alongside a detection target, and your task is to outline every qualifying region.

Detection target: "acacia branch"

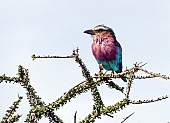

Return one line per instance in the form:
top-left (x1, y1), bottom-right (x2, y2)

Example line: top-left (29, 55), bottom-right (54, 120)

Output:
top-left (1, 96), bottom-right (23, 123)
top-left (31, 54), bottom-right (74, 61)
top-left (138, 67), bottom-right (170, 80)
top-left (80, 98), bottom-right (130, 123)
top-left (130, 95), bottom-right (168, 104)
top-left (0, 48), bottom-right (169, 123)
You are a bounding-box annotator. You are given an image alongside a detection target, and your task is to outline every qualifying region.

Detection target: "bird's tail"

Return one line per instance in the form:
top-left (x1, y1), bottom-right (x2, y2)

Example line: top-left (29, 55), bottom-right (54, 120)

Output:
top-left (121, 77), bottom-right (127, 82)
top-left (115, 71), bottom-right (127, 82)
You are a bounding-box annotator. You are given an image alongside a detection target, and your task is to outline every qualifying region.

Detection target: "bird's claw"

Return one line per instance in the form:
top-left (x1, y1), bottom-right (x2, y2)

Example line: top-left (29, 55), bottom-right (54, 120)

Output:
top-left (110, 71), bottom-right (115, 77)
top-left (94, 64), bottom-right (104, 77)
top-left (94, 70), bottom-right (104, 77)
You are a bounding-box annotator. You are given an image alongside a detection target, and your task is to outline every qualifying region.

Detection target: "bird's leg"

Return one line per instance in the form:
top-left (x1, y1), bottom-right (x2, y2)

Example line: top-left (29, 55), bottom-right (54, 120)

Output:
top-left (97, 64), bottom-right (104, 76)
top-left (99, 64), bottom-right (104, 72)
top-left (95, 64), bottom-right (104, 77)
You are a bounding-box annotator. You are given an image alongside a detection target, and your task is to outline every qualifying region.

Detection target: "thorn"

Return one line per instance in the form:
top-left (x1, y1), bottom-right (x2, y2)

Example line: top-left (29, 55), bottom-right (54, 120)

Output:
top-left (138, 62), bottom-right (143, 65)
top-left (74, 111), bottom-right (77, 123)
top-left (106, 113), bottom-right (114, 118)
top-left (18, 93), bottom-right (20, 98)
top-left (121, 112), bottom-right (135, 123)
top-left (140, 63), bottom-right (147, 67)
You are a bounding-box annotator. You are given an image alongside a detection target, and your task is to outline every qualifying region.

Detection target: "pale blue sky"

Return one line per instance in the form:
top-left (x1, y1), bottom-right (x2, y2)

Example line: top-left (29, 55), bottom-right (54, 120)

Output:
top-left (0, 0), bottom-right (170, 122)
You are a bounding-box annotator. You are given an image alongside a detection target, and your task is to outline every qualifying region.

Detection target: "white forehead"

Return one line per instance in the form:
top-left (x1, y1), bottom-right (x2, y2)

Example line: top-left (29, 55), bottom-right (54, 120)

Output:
top-left (93, 25), bottom-right (111, 31)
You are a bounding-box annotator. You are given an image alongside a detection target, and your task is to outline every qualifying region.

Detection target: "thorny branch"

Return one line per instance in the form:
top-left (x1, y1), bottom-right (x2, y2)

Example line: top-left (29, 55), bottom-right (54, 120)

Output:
top-left (130, 95), bottom-right (168, 104)
top-left (0, 48), bottom-right (169, 123)
top-left (1, 96), bottom-right (23, 123)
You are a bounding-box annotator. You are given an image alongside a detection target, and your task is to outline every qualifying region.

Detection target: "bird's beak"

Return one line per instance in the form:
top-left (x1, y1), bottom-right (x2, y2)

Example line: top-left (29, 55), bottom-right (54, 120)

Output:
top-left (84, 29), bottom-right (95, 35)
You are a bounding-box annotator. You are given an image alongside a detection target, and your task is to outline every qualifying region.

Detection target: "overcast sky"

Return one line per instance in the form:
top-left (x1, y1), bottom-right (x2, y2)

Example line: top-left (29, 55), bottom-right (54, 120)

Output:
top-left (0, 0), bottom-right (170, 122)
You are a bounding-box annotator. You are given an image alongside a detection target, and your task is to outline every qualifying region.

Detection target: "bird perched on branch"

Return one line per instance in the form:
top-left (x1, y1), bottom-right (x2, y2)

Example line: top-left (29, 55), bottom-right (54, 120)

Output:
top-left (84, 25), bottom-right (127, 82)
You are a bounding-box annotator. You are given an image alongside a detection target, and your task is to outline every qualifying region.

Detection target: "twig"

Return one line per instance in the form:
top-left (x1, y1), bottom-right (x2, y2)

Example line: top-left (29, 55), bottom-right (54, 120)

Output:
top-left (130, 95), bottom-right (168, 104)
top-left (80, 98), bottom-right (130, 123)
top-left (1, 96), bottom-right (23, 123)
top-left (121, 112), bottom-right (135, 123)
top-left (31, 54), bottom-right (74, 60)
top-left (139, 68), bottom-right (170, 80)
top-left (74, 111), bottom-right (77, 123)
top-left (105, 80), bottom-right (124, 93)
top-left (131, 75), bottom-right (155, 79)
top-left (125, 73), bottom-right (133, 98)
top-left (106, 113), bottom-right (114, 118)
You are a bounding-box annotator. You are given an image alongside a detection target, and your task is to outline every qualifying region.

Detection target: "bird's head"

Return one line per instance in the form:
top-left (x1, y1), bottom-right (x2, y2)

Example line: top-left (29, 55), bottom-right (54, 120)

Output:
top-left (84, 25), bottom-right (115, 37)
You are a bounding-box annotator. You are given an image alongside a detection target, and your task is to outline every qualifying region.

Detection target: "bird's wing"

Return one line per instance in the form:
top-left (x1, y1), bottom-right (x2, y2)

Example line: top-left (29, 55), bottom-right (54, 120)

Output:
top-left (101, 40), bottom-right (123, 72)
top-left (115, 41), bottom-right (123, 72)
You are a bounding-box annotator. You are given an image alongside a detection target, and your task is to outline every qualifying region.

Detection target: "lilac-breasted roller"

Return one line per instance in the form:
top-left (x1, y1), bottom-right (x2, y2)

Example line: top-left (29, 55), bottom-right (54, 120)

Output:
top-left (84, 25), bottom-right (127, 82)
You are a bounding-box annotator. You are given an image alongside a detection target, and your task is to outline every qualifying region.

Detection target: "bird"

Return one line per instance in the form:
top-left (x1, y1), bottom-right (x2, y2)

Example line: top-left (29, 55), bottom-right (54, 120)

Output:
top-left (84, 25), bottom-right (127, 82)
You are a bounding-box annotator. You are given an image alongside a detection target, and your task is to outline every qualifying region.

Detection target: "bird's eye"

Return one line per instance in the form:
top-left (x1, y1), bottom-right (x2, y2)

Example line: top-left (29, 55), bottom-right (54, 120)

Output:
top-left (96, 29), bottom-right (104, 32)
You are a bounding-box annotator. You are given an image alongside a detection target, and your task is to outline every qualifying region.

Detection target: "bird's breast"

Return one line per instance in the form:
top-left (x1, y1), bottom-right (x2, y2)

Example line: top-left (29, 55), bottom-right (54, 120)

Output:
top-left (91, 38), bottom-right (117, 61)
